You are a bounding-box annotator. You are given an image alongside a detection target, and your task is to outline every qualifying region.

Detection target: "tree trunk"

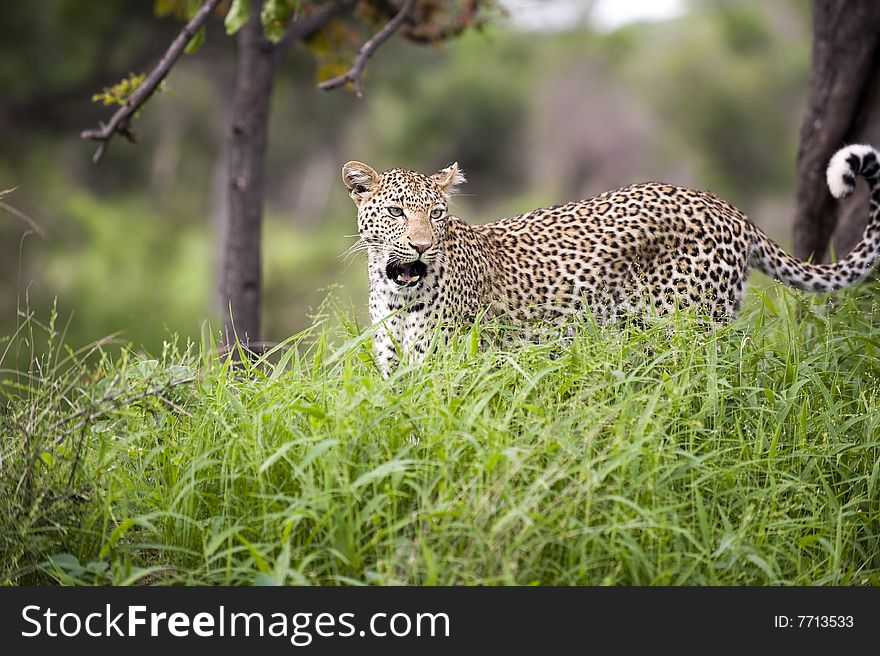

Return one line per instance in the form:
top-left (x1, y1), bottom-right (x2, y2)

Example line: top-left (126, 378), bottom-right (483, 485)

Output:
top-left (221, 3), bottom-right (278, 348)
top-left (793, 0), bottom-right (880, 263)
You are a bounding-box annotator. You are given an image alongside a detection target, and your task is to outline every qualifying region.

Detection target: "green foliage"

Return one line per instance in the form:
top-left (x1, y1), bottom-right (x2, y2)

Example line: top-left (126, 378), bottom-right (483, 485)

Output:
top-left (261, 0), bottom-right (299, 43)
top-left (91, 72), bottom-right (148, 107)
top-left (3, 287), bottom-right (879, 585)
top-left (184, 25), bottom-right (207, 54)
top-left (27, 188), bottom-right (214, 350)
top-left (0, 306), bottom-right (200, 583)
top-left (223, 0), bottom-right (311, 42)
top-left (224, 0), bottom-right (251, 35)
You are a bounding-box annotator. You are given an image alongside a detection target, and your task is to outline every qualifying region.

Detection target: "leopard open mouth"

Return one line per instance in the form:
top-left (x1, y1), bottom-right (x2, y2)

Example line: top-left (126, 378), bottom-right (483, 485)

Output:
top-left (386, 260), bottom-right (428, 287)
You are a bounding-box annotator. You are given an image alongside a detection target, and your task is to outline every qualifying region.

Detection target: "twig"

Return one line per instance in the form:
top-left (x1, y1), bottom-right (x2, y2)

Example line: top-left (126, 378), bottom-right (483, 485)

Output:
top-left (318, 0), bottom-right (418, 97)
top-left (49, 376), bottom-right (198, 446)
top-left (12, 374), bottom-right (198, 499)
top-left (158, 393), bottom-right (195, 418)
top-left (45, 372), bottom-right (122, 433)
top-left (67, 428), bottom-right (88, 488)
top-left (80, 0), bottom-right (223, 164)
top-left (0, 188), bottom-right (47, 238)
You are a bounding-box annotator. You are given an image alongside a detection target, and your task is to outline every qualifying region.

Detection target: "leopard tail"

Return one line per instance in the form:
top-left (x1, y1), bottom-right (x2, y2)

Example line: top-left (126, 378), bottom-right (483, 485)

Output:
top-left (749, 144), bottom-right (880, 292)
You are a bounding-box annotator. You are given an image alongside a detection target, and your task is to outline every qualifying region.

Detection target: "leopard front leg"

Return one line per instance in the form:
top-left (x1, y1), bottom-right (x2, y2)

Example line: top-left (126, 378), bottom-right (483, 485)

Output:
top-left (370, 290), bottom-right (439, 375)
top-left (371, 321), bottom-right (400, 377)
top-left (401, 304), bottom-right (440, 366)
top-left (371, 310), bottom-right (432, 376)
top-left (369, 286), bottom-right (403, 377)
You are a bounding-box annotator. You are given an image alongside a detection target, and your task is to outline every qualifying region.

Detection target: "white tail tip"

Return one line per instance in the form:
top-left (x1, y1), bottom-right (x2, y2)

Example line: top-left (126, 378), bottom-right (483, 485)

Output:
top-left (827, 144), bottom-right (877, 199)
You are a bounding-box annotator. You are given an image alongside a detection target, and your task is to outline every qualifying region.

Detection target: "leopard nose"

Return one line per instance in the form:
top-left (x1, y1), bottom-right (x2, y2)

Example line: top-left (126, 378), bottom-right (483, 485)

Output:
top-left (410, 240), bottom-right (432, 254)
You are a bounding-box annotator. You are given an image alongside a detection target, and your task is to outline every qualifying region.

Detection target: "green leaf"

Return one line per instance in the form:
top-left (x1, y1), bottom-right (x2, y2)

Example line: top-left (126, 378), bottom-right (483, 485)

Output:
top-left (100, 518), bottom-right (137, 558)
top-left (291, 403), bottom-right (325, 420)
top-left (184, 24), bottom-right (206, 54)
top-left (131, 359), bottom-right (159, 377)
top-left (352, 460), bottom-right (416, 489)
top-left (272, 540), bottom-right (291, 583)
top-left (85, 560), bottom-right (110, 575)
top-left (49, 553), bottom-right (85, 576)
top-left (225, 0), bottom-right (251, 35)
top-left (236, 532), bottom-right (271, 573)
top-left (259, 441), bottom-right (296, 473)
top-left (798, 533), bottom-right (822, 547)
top-left (261, 0), bottom-right (294, 43)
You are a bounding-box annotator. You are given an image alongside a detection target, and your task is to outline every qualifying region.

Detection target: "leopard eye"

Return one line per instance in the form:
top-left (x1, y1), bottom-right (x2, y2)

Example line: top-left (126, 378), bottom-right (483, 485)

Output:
top-left (430, 208), bottom-right (445, 220)
top-left (387, 206), bottom-right (404, 218)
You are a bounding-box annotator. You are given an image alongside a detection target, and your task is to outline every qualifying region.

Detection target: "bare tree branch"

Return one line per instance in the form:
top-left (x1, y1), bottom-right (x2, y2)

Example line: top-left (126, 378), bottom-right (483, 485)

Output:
top-left (318, 0), bottom-right (418, 97)
top-left (80, 0), bottom-right (224, 164)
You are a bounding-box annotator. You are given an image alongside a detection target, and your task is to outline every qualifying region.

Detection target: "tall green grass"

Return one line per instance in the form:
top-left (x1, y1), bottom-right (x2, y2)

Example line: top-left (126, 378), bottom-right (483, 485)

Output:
top-left (2, 286), bottom-right (879, 585)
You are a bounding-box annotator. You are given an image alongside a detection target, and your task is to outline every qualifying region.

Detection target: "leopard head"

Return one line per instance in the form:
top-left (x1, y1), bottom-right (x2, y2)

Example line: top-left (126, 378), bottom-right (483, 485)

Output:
top-left (342, 161), bottom-right (465, 289)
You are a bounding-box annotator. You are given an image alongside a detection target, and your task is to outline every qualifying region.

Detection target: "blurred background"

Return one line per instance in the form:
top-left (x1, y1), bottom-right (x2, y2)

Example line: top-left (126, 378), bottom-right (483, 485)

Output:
top-left (0, 0), bottom-right (811, 352)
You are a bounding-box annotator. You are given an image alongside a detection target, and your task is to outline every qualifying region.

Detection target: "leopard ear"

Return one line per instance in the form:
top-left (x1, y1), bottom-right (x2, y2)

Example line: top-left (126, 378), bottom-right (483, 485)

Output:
top-left (431, 162), bottom-right (466, 195)
top-left (342, 161), bottom-right (380, 205)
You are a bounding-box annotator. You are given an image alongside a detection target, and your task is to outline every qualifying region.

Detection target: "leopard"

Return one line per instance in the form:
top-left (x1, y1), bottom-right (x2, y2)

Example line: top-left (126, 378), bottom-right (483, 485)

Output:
top-left (341, 144), bottom-right (880, 375)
